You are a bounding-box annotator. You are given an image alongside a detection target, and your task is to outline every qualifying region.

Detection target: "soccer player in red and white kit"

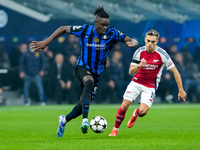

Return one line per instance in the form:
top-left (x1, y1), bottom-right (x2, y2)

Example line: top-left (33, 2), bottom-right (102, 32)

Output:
top-left (109, 29), bottom-right (187, 136)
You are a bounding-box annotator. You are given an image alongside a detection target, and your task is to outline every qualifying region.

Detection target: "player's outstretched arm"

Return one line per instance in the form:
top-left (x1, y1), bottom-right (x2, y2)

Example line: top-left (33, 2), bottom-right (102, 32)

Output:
top-left (170, 66), bottom-right (187, 102)
top-left (30, 26), bottom-right (71, 52)
top-left (124, 36), bottom-right (138, 47)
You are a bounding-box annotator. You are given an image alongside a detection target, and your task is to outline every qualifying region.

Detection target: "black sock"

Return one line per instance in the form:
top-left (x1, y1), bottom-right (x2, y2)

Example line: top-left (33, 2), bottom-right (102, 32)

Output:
top-left (65, 104), bottom-right (82, 122)
top-left (81, 80), bottom-right (94, 119)
top-left (82, 98), bottom-right (91, 119)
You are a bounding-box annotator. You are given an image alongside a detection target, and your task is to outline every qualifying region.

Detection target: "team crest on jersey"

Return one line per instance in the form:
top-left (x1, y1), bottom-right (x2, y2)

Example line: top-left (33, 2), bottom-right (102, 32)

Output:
top-left (153, 59), bottom-right (159, 63)
top-left (94, 38), bottom-right (99, 43)
top-left (35, 52), bottom-right (39, 57)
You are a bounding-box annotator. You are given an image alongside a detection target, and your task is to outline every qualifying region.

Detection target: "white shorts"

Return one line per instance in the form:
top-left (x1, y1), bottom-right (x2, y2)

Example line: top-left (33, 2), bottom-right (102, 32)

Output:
top-left (123, 81), bottom-right (155, 108)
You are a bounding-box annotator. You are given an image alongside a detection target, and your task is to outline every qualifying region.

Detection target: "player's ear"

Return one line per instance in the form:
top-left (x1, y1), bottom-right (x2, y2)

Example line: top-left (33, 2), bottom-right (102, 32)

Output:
top-left (94, 20), bottom-right (98, 26)
top-left (156, 39), bottom-right (159, 44)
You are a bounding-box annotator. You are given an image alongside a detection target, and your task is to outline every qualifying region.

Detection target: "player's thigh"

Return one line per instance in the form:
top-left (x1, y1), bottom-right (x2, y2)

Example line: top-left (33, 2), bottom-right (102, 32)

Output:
top-left (140, 86), bottom-right (155, 108)
top-left (123, 81), bottom-right (141, 102)
top-left (75, 66), bottom-right (93, 83)
top-left (75, 66), bottom-right (100, 99)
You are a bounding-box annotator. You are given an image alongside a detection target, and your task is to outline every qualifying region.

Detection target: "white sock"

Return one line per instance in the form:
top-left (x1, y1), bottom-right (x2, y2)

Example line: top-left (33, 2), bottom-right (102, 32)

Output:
top-left (133, 109), bottom-right (137, 117)
top-left (114, 127), bottom-right (119, 131)
top-left (82, 118), bottom-right (88, 124)
top-left (62, 117), bottom-right (67, 124)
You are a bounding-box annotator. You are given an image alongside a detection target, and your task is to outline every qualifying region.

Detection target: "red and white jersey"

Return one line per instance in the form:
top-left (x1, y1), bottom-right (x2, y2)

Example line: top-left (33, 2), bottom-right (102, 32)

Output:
top-left (131, 46), bottom-right (175, 89)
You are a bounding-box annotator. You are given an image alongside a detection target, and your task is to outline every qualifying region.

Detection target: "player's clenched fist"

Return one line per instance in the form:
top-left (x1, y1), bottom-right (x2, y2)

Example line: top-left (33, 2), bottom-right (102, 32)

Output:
top-left (139, 59), bottom-right (146, 68)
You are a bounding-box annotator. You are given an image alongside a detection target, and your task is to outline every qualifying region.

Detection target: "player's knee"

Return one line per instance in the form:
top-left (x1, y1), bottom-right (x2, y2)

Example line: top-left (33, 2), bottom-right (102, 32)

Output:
top-left (83, 79), bottom-right (94, 95)
top-left (121, 105), bottom-right (129, 111)
top-left (121, 100), bottom-right (131, 110)
top-left (85, 79), bottom-right (94, 87)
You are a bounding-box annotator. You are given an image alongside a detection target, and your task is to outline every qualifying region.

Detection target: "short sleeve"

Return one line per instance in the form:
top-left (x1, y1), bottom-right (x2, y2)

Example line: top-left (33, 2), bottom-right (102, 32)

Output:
top-left (164, 57), bottom-right (175, 70)
top-left (111, 28), bottom-right (126, 42)
top-left (131, 48), bottom-right (141, 65)
top-left (70, 24), bottom-right (87, 37)
top-left (158, 48), bottom-right (175, 70)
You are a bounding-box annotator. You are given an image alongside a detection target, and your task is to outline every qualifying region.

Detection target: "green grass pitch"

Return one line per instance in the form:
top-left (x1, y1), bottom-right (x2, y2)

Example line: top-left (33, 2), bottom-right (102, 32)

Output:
top-left (0, 104), bottom-right (200, 150)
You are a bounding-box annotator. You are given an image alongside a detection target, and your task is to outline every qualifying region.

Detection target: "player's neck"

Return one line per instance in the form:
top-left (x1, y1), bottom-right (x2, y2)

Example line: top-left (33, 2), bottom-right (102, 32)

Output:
top-left (146, 46), bottom-right (156, 53)
top-left (146, 49), bottom-right (155, 53)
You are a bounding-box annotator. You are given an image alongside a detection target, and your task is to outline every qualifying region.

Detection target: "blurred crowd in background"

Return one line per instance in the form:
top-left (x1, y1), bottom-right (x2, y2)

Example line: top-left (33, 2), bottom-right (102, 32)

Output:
top-left (0, 34), bottom-right (200, 105)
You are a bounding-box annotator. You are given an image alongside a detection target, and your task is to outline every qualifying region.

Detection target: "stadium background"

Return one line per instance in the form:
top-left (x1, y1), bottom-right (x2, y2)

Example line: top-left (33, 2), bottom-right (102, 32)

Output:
top-left (1, 0), bottom-right (200, 105)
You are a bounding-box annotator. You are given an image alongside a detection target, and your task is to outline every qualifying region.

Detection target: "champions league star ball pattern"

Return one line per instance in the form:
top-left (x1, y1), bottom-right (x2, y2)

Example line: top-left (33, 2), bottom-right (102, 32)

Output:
top-left (90, 116), bottom-right (107, 133)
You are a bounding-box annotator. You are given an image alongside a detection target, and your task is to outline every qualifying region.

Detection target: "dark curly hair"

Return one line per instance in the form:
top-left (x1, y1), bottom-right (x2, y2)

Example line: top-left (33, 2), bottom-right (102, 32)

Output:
top-left (94, 6), bottom-right (110, 18)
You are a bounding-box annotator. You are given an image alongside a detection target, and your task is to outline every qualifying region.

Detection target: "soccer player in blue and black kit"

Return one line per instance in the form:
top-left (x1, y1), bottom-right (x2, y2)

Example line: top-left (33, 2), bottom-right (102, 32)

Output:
top-left (30, 6), bottom-right (138, 136)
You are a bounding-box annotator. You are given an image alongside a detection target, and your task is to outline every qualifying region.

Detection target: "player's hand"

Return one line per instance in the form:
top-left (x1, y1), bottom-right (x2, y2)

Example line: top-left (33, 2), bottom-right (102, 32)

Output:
top-left (139, 59), bottom-right (146, 68)
top-left (178, 89), bottom-right (187, 103)
top-left (126, 39), bottom-right (138, 47)
top-left (30, 41), bottom-right (47, 52)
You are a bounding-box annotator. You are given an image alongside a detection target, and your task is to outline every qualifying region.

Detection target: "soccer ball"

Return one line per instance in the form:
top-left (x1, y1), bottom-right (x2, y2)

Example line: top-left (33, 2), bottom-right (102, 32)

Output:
top-left (90, 116), bottom-right (107, 133)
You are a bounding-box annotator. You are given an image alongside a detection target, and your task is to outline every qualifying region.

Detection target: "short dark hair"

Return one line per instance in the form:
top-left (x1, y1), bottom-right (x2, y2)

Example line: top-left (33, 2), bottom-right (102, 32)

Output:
top-left (94, 6), bottom-right (110, 18)
top-left (146, 29), bottom-right (160, 39)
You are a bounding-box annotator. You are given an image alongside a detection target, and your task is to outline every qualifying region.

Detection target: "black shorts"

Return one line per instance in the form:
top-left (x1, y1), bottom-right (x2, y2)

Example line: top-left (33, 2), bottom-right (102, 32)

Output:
top-left (74, 65), bottom-right (100, 99)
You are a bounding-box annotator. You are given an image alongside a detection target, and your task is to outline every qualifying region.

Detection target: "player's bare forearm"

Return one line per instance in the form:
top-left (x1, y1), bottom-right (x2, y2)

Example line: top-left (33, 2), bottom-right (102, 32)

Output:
top-left (124, 36), bottom-right (138, 47)
top-left (170, 67), bottom-right (183, 91)
top-left (170, 66), bottom-right (187, 102)
top-left (36, 28), bottom-right (64, 48)
top-left (30, 26), bottom-right (71, 51)
top-left (129, 59), bottom-right (146, 75)
top-left (45, 26), bottom-right (71, 44)
top-left (129, 65), bottom-right (140, 75)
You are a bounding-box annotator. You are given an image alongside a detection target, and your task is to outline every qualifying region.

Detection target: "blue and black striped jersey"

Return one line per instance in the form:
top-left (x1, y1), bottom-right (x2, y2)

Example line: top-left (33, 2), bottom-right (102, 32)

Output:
top-left (70, 24), bottom-right (126, 75)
